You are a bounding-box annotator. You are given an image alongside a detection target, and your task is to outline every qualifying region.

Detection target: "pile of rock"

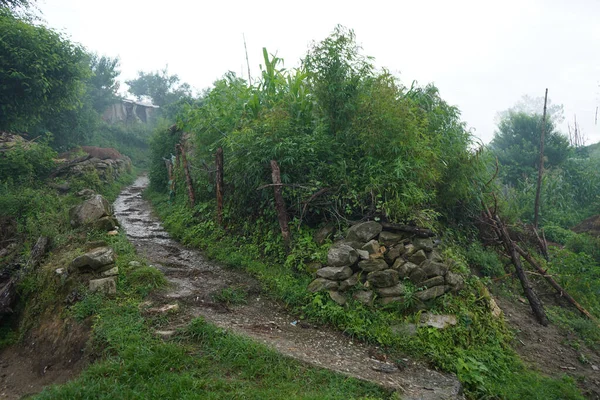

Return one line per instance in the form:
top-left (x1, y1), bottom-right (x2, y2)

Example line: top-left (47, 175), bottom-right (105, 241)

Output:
top-left (307, 221), bottom-right (464, 307)
top-left (53, 146), bottom-right (132, 184)
top-left (68, 246), bottom-right (119, 295)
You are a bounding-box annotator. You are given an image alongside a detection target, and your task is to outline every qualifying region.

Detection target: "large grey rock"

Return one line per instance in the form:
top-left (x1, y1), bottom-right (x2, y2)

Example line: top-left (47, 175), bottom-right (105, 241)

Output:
top-left (347, 221), bottom-right (383, 242)
top-left (419, 313), bottom-right (457, 329)
top-left (89, 277), bottom-right (116, 294)
top-left (421, 260), bottom-right (448, 278)
top-left (101, 266), bottom-right (119, 276)
top-left (376, 283), bottom-right (406, 297)
top-left (306, 262), bottom-right (322, 274)
top-left (415, 285), bottom-right (448, 301)
top-left (367, 269), bottom-right (399, 288)
top-left (357, 259), bottom-right (388, 273)
top-left (428, 250), bottom-right (444, 262)
top-left (94, 216), bottom-right (118, 231)
top-left (380, 296), bottom-right (405, 306)
top-left (314, 224), bottom-right (336, 245)
top-left (329, 291), bottom-right (347, 306)
top-left (356, 249), bottom-right (370, 260)
top-left (307, 278), bottom-right (339, 293)
top-left (327, 243), bottom-right (358, 267)
top-left (413, 237), bottom-right (434, 252)
top-left (336, 239), bottom-right (366, 250)
top-left (69, 194), bottom-right (112, 228)
top-left (395, 260), bottom-right (418, 278)
top-left (445, 271), bottom-right (465, 292)
top-left (409, 267), bottom-right (426, 284)
top-left (421, 276), bottom-right (445, 288)
top-left (378, 231), bottom-right (405, 246)
top-left (384, 244), bottom-right (405, 265)
top-left (353, 290), bottom-right (374, 305)
top-left (317, 266), bottom-right (353, 281)
top-left (408, 249), bottom-right (428, 265)
top-left (361, 240), bottom-right (381, 255)
top-left (339, 273), bottom-right (360, 291)
top-left (71, 247), bottom-right (115, 270)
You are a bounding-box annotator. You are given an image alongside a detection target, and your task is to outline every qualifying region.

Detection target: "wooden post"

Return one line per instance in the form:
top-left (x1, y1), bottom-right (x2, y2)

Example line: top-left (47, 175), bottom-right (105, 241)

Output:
top-left (216, 147), bottom-right (224, 225)
top-left (533, 88), bottom-right (548, 228)
top-left (270, 160), bottom-right (290, 248)
top-left (177, 143), bottom-right (195, 207)
top-left (165, 158), bottom-right (174, 195)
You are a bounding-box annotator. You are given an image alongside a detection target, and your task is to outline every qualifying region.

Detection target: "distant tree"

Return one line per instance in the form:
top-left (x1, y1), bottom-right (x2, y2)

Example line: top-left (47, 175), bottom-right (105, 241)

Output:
top-left (126, 67), bottom-right (192, 107)
top-left (491, 111), bottom-right (571, 185)
top-left (0, 10), bottom-right (89, 131)
top-left (497, 94), bottom-right (565, 125)
top-left (87, 54), bottom-right (121, 113)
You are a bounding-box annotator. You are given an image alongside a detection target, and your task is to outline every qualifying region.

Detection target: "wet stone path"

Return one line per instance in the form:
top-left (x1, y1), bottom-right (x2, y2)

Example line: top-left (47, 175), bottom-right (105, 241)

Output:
top-left (113, 175), bottom-right (463, 400)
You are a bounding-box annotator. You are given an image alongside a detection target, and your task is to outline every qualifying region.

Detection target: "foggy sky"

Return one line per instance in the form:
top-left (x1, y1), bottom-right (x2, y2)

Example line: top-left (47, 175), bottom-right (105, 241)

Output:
top-left (38, 0), bottom-right (600, 144)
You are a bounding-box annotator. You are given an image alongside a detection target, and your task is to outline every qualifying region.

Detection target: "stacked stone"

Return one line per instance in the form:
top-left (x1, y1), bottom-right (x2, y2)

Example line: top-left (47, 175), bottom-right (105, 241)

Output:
top-left (69, 247), bottom-right (119, 295)
top-left (307, 221), bottom-right (465, 307)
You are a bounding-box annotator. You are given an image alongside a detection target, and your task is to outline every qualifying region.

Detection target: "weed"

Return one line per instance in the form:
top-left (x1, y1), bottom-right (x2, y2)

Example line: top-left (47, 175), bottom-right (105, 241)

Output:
top-left (212, 286), bottom-right (248, 305)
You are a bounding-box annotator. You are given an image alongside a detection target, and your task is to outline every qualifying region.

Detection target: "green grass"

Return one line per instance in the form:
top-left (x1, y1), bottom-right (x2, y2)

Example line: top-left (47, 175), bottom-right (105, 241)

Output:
top-left (145, 190), bottom-right (585, 400)
top-left (32, 232), bottom-right (391, 400)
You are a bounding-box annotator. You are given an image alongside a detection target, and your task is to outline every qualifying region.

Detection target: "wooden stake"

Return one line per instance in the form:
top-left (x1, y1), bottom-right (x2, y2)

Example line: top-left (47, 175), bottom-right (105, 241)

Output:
top-left (216, 147), bottom-right (224, 225)
top-left (533, 88), bottom-right (548, 228)
top-left (177, 143), bottom-right (195, 207)
top-left (270, 160), bottom-right (290, 248)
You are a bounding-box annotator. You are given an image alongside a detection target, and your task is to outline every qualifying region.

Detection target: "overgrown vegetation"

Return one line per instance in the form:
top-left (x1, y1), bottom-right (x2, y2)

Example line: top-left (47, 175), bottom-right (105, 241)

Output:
top-left (3, 1), bottom-right (600, 397)
top-left (143, 25), bottom-right (600, 399)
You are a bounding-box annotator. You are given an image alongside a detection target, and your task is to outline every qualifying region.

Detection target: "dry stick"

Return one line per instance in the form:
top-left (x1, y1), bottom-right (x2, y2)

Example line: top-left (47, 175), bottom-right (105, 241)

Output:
top-left (176, 144), bottom-right (195, 207)
top-left (270, 160), bottom-right (291, 249)
top-left (165, 158), bottom-right (174, 194)
top-left (494, 215), bottom-right (549, 326)
top-left (533, 88), bottom-right (548, 229)
top-left (215, 147), bottom-right (224, 226)
top-left (514, 245), bottom-right (600, 325)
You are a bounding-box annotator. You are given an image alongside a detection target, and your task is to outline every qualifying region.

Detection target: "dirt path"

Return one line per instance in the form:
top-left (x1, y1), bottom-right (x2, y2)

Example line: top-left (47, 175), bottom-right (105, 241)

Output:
top-left (495, 295), bottom-right (600, 398)
top-left (114, 175), bottom-right (463, 400)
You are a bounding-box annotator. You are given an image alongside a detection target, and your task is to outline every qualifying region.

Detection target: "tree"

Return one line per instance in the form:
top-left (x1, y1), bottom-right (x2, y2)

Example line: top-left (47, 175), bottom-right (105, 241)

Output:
top-left (126, 67), bottom-right (191, 107)
top-left (496, 94), bottom-right (565, 125)
top-left (0, 10), bottom-right (89, 131)
top-left (87, 54), bottom-right (121, 113)
top-left (491, 111), bottom-right (570, 185)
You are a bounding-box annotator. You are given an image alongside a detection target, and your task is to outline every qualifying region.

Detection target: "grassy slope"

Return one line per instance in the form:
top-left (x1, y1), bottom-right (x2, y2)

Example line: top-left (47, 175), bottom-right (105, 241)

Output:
top-left (32, 231), bottom-right (391, 400)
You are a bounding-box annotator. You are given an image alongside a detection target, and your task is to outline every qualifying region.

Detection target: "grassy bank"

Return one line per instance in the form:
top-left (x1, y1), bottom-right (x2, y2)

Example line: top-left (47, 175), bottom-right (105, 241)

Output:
top-left (30, 230), bottom-right (391, 400)
top-left (145, 191), bottom-right (584, 400)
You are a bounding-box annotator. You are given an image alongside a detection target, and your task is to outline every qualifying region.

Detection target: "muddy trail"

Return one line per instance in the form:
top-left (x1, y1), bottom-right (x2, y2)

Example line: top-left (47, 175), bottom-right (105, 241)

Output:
top-left (114, 175), bottom-right (463, 399)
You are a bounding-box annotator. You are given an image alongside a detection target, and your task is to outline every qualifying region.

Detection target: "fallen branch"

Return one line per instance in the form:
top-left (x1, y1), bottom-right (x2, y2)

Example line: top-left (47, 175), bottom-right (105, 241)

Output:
top-left (379, 222), bottom-right (435, 238)
top-left (514, 245), bottom-right (599, 324)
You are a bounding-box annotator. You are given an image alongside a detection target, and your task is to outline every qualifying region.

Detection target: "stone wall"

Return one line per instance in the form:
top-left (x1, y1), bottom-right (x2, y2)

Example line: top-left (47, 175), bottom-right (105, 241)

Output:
top-left (308, 221), bottom-right (464, 307)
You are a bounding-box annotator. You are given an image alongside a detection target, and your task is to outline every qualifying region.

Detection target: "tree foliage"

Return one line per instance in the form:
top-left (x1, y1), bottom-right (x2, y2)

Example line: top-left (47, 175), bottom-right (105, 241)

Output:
top-left (87, 54), bottom-right (121, 113)
top-left (126, 67), bottom-right (192, 107)
top-left (0, 9), bottom-right (89, 131)
top-left (151, 27), bottom-right (484, 227)
top-left (491, 111), bottom-right (570, 185)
